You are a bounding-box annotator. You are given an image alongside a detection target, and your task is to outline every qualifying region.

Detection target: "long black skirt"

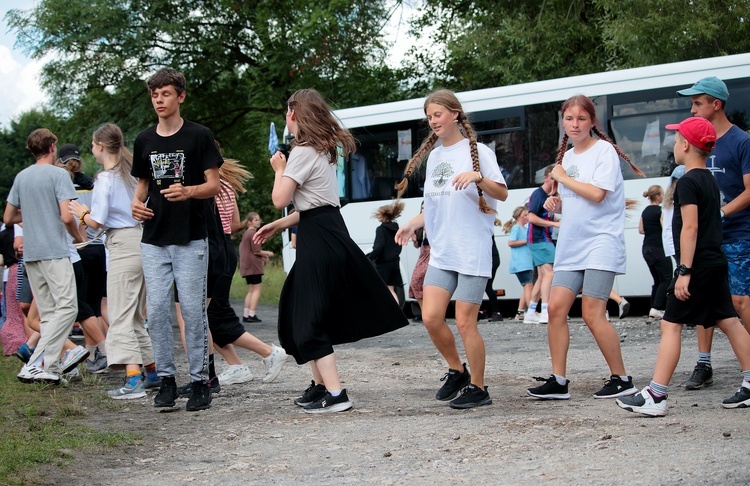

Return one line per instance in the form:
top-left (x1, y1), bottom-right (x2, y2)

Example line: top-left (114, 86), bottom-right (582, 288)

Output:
top-left (279, 206), bottom-right (409, 364)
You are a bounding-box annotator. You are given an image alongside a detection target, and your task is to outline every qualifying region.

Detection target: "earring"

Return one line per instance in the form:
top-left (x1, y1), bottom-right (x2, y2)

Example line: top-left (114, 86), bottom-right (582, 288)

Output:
top-left (453, 119), bottom-right (458, 124)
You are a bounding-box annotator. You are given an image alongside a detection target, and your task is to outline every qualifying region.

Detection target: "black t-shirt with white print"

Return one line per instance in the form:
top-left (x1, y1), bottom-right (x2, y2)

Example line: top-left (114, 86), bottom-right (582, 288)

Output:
top-left (131, 119), bottom-right (223, 246)
top-left (672, 168), bottom-right (725, 268)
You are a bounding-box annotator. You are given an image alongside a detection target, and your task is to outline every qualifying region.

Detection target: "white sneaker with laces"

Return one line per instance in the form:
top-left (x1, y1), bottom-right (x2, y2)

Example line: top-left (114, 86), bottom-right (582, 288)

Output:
top-left (539, 309), bottom-right (549, 324)
top-left (618, 298), bottom-right (631, 319)
top-left (616, 387), bottom-right (667, 417)
top-left (523, 312), bottom-right (540, 324)
top-left (17, 363), bottom-right (61, 384)
top-left (217, 364), bottom-right (253, 385)
top-left (262, 344), bottom-right (288, 383)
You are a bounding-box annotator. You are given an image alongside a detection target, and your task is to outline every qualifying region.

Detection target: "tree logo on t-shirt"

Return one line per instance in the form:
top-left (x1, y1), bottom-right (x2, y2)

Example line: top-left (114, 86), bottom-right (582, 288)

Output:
top-left (566, 165), bottom-right (580, 180)
top-left (431, 162), bottom-right (454, 188)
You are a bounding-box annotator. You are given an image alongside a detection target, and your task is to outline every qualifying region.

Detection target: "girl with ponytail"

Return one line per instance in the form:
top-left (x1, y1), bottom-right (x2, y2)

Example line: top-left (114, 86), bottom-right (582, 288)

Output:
top-left (527, 94), bottom-right (641, 401)
top-left (395, 89), bottom-right (508, 409)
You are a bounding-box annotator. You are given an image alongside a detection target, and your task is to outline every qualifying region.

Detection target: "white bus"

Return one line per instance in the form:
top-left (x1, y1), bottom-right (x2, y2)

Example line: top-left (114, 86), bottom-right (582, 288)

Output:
top-left (281, 53), bottom-right (750, 309)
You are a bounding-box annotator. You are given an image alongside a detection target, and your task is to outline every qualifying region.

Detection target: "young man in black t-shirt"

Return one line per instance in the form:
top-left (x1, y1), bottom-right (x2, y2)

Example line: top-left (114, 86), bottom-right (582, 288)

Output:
top-left (616, 117), bottom-right (750, 416)
top-left (131, 68), bottom-right (223, 411)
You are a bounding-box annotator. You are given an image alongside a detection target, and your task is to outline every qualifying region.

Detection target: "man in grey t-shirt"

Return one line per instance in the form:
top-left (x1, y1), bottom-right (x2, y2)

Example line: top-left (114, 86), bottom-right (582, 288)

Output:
top-left (4, 128), bottom-right (87, 383)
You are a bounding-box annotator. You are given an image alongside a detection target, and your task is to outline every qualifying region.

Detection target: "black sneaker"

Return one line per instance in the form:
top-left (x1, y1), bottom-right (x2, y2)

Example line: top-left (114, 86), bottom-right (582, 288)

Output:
top-left (685, 363), bottom-right (713, 390)
top-left (177, 382), bottom-right (193, 398)
top-left (449, 384), bottom-right (492, 409)
top-left (154, 376), bottom-right (178, 407)
top-left (208, 375), bottom-right (221, 394)
top-left (488, 312), bottom-right (504, 322)
top-left (721, 385), bottom-right (750, 409)
top-left (527, 375), bottom-right (570, 399)
top-left (294, 380), bottom-right (327, 406)
top-left (243, 315), bottom-right (262, 323)
top-left (186, 381), bottom-right (212, 411)
top-left (436, 364), bottom-right (471, 401)
top-left (303, 389), bottom-right (353, 414)
top-left (593, 374), bottom-right (638, 399)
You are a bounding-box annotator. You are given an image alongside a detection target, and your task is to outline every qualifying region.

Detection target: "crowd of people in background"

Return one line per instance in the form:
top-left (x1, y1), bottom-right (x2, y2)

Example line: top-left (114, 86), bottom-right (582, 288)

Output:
top-left (1, 70), bottom-right (748, 416)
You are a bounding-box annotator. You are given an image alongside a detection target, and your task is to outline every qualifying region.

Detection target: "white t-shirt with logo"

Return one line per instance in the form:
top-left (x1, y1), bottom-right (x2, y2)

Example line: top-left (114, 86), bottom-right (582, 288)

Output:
top-left (423, 138), bottom-right (506, 278)
top-left (554, 139), bottom-right (626, 274)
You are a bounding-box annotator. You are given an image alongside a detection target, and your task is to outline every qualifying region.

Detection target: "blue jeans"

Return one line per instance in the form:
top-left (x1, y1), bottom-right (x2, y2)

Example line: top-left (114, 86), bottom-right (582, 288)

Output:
top-left (141, 239), bottom-right (209, 382)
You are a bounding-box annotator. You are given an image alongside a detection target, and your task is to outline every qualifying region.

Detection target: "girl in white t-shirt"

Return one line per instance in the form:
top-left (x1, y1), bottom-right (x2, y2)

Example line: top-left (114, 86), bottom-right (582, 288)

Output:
top-left (395, 89), bottom-right (508, 409)
top-left (69, 123), bottom-right (157, 399)
top-left (527, 95), bottom-right (644, 401)
top-left (255, 89), bottom-right (408, 414)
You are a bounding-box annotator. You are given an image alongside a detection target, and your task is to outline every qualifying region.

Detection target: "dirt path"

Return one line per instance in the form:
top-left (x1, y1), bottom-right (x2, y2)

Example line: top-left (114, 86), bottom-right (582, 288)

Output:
top-left (42, 304), bottom-right (748, 485)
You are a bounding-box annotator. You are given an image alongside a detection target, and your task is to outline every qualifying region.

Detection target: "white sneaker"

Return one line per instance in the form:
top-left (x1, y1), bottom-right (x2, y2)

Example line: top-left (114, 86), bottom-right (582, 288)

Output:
top-left (605, 310), bottom-right (610, 322)
top-left (539, 309), bottom-right (549, 324)
top-left (649, 308), bottom-right (664, 319)
top-left (217, 364), bottom-right (254, 385)
top-left (618, 298), bottom-right (631, 319)
top-left (60, 345), bottom-right (90, 374)
top-left (523, 312), bottom-right (540, 324)
top-left (17, 363), bottom-right (61, 384)
top-left (262, 344), bottom-right (288, 383)
top-left (616, 387), bottom-right (668, 417)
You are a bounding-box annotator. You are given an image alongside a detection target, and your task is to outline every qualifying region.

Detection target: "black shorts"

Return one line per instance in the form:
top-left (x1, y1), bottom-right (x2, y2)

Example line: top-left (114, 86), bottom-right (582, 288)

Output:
top-left (663, 264), bottom-right (737, 328)
top-left (244, 274), bottom-right (262, 285)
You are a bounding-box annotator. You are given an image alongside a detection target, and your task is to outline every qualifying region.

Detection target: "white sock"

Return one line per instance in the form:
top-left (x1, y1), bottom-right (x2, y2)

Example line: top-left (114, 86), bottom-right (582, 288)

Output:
top-left (553, 373), bottom-right (567, 385)
top-left (541, 303), bottom-right (549, 313)
top-left (328, 389), bottom-right (341, 397)
top-left (96, 341), bottom-right (107, 356)
top-left (248, 310), bottom-right (256, 317)
top-left (86, 344), bottom-right (97, 356)
top-left (243, 308), bottom-right (251, 318)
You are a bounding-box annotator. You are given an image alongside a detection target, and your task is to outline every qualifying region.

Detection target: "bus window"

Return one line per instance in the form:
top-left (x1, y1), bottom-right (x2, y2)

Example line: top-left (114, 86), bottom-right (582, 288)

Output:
top-left (610, 98), bottom-right (690, 179)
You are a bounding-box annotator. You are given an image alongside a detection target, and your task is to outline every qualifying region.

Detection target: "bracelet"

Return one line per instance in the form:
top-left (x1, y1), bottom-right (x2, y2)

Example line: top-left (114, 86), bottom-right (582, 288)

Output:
top-left (79, 210), bottom-right (90, 226)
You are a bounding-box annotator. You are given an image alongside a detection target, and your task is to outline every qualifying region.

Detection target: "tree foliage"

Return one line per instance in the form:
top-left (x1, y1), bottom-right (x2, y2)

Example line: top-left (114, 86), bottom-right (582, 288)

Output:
top-left (406, 0), bottom-right (750, 92)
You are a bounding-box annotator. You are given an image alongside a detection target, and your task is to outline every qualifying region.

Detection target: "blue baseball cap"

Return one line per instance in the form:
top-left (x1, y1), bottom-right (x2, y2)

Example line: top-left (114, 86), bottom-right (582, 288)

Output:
top-left (670, 165), bottom-right (685, 181)
top-left (677, 76), bottom-right (729, 101)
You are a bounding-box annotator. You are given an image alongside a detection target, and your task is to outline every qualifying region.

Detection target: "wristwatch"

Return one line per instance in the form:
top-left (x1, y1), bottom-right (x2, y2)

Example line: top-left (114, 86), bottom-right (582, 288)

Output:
top-left (675, 264), bottom-right (692, 276)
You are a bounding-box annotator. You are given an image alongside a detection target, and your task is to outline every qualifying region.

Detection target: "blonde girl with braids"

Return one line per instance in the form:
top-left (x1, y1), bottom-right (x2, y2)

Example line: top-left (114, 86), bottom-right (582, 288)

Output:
top-left (640, 184), bottom-right (673, 319)
top-left (69, 123), bottom-right (158, 399)
top-left (254, 89), bottom-right (408, 414)
top-left (504, 206), bottom-right (534, 320)
top-left (395, 89), bottom-right (508, 409)
top-left (527, 94), bottom-right (642, 401)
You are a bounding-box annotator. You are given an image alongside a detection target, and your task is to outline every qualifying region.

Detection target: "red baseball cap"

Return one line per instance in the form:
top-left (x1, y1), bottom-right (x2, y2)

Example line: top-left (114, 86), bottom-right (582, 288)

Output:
top-left (665, 117), bottom-right (717, 152)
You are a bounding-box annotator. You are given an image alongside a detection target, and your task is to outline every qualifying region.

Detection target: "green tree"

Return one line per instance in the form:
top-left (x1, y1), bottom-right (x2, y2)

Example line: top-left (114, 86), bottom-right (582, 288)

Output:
top-left (406, 0), bottom-right (750, 92)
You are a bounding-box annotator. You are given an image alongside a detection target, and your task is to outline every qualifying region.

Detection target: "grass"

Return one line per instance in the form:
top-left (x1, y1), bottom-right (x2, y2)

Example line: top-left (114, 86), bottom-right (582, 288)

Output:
top-left (229, 260), bottom-right (286, 305)
top-left (0, 357), bottom-right (139, 485)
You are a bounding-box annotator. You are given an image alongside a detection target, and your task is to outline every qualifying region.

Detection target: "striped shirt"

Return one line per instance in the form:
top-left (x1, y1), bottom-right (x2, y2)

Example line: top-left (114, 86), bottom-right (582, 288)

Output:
top-left (216, 180), bottom-right (236, 235)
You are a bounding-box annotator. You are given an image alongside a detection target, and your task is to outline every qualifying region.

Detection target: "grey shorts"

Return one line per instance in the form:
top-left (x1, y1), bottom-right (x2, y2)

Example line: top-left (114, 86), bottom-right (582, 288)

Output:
top-left (424, 265), bottom-right (488, 305)
top-left (551, 269), bottom-right (615, 301)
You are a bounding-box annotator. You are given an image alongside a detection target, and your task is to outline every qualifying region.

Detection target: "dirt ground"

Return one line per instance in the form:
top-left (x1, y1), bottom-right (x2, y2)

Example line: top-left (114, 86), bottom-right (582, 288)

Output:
top-left (40, 303), bottom-right (749, 485)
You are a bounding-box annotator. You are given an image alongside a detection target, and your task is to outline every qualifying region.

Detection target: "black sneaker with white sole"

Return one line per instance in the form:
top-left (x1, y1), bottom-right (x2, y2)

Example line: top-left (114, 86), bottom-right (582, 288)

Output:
top-left (186, 381), bottom-right (212, 411)
top-left (294, 380), bottom-right (327, 406)
top-left (303, 389), bottom-right (353, 414)
top-left (449, 384), bottom-right (492, 409)
top-left (436, 363), bottom-right (471, 401)
top-left (527, 375), bottom-right (570, 399)
top-left (721, 385), bottom-right (750, 409)
top-left (593, 374), bottom-right (638, 399)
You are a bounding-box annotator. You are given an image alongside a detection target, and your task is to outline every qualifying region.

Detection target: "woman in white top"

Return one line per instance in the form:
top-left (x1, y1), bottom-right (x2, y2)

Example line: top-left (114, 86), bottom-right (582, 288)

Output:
top-left (70, 123), bottom-right (156, 399)
top-left (527, 95), bottom-right (643, 401)
top-left (395, 89), bottom-right (508, 409)
top-left (254, 89), bottom-right (408, 414)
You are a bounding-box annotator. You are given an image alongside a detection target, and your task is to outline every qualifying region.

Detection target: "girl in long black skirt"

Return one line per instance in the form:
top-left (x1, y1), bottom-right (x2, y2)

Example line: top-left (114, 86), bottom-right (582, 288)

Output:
top-left (254, 89), bottom-right (408, 414)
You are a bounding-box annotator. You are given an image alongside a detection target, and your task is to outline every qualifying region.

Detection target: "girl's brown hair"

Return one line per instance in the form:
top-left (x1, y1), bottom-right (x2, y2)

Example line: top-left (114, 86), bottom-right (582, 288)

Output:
top-left (642, 184), bottom-right (663, 202)
top-left (503, 206), bottom-right (528, 233)
top-left (395, 89), bottom-right (495, 214)
top-left (93, 123), bottom-right (136, 190)
top-left (373, 201), bottom-right (405, 222)
top-left (287, 89), bottom-right (356, 163)
top-left (555, 95), bottom-right (644, 177)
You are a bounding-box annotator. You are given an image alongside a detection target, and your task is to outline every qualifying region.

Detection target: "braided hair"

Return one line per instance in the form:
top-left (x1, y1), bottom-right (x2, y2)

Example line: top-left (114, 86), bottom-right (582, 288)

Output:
top-left (555, 95), bottom-right (645, 177)
top-left (395, 89), bottom-right (495, 214)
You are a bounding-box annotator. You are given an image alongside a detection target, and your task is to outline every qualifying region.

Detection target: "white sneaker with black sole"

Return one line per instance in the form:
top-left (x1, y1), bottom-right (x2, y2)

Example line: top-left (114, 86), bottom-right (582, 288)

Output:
top-left (616, 387), bottom-right (667, 417)
top-left (17, 363), bottom-right (61, 384)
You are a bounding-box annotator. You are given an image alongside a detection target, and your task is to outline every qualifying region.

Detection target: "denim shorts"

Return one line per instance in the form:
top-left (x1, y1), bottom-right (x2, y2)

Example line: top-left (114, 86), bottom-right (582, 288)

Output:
top-left (424, 265), bottom-right (488, 305)
top-left (722, 240), bottom-right (750, 296)
top-left (551, 269), bottom-right (615, 301)
top-left (514, 270), bottom-right (533, 286)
